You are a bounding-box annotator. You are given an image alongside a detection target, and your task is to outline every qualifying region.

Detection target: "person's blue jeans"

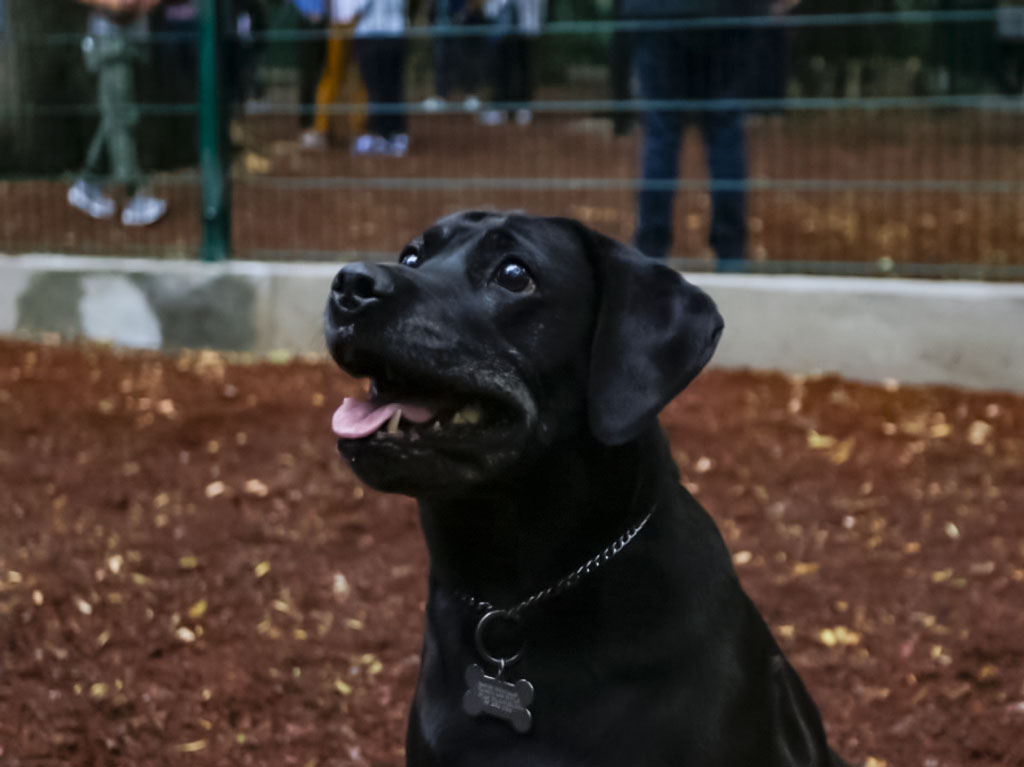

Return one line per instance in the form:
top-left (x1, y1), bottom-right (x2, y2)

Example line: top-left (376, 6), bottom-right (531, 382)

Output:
top-left (633, 28), bottom-right (750, 263)
top-left (355, 36), bottom-right (407, 138)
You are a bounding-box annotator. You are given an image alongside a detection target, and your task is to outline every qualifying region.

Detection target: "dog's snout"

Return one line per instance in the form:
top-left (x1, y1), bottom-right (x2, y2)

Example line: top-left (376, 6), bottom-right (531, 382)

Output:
top-left (330, 263), bottom-right (395, 316)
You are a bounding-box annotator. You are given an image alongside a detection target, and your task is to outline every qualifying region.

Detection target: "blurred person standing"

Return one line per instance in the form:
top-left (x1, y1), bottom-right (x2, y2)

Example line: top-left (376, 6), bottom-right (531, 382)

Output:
top-left (301, 0), bottom-right (369, 149)
top-left (479, 0), bottom-right (546, 126)
top-left (351, 0), bottom-right (410, 156)
top-left (622, 0), bottom-right (774, 266)
top-left (68, 0), bottom-right (168, 227)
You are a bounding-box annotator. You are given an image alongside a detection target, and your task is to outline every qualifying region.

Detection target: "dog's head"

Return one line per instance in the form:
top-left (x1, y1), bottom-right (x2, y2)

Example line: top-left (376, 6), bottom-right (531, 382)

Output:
top-left (324, 211), bottom-right (723, 496)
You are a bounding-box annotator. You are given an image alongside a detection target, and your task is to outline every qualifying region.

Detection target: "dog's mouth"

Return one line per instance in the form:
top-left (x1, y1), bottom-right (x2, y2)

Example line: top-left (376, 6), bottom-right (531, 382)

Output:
top-left (331, 367), bottom-right (520, 447)
top-left (326, 334), bottom-right (537, 491)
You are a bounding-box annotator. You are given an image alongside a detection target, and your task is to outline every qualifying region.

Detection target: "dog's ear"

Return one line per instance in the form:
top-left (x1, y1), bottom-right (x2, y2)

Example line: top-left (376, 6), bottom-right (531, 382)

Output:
top-left (576, 225), bottom-right (724, 446)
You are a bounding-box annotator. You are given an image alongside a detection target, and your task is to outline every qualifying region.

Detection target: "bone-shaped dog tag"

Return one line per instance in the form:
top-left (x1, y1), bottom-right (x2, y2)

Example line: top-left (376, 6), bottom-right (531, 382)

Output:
top-left (462, 664), bottom-right (534, 733)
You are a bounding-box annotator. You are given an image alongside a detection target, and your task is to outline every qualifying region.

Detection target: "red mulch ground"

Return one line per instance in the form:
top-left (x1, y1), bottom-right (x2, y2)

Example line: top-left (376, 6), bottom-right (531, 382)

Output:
top-left (3, 110), bottom-right (1024, 270)
top-left (1, 338), bottom-right (1023, 766)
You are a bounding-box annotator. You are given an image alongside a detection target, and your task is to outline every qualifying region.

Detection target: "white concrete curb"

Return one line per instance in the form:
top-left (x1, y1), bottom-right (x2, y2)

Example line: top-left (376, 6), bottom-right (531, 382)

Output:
top-left (3, 254), bottom-right (1023, 393)
top-left (694, 274), bottom-right (1024, 392)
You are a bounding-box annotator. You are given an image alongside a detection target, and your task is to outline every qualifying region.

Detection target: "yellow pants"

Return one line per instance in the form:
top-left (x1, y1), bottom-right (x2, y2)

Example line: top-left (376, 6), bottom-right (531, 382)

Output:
top-left (313, 25), bottom-right (368, 136)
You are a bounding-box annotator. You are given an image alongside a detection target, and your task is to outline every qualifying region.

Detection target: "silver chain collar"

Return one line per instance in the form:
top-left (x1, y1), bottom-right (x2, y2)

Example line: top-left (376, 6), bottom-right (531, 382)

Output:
top-left (455, 506), bottom-right (655, 620)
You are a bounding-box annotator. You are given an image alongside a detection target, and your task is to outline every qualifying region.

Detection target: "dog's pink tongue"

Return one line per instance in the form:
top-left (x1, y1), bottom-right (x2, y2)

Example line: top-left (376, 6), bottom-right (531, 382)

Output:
top-left (332, 397), bottom-right (435, 439)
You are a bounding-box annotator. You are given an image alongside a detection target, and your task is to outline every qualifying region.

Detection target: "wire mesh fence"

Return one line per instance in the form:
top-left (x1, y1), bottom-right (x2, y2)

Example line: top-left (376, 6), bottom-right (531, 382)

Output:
top-left (1, 2), bottom-right (1023, 277)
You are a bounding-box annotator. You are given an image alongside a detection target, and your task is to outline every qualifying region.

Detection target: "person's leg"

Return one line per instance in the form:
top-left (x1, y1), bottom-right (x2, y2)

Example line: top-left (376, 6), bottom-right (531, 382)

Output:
top-left (610, 25), bottom-right (634, 135)
top-left (355, 38), bottom-right (385, 137)
top-left (479, 6), bottom-right (516, 124)
top-left (462, 11), bottom-right (486, 96)
top-left (98, 47), bottom-right (167, 226)
top-left (701, 110), bottom-right (747, 263)
top-left (313, 28), bottom-right (344, 136)
top-left (521, 37), bottom-right (534, 104)
top-left (434, 25), bottom-right (451, 99)
top-left (298, 20), bottom-right (327, 131)
top-left (701, 28), bottom-right (750, 264)
top-left (450, 29), bottom-right (468, 95)
top-left (491, 22), bottom-right (514, 105)
top-left (510, 35), bottom-right (533, 124)
top-left (337, 27), bottom-right (369, 136)
top-left (99, 56), bottom-right (142, 194)
top-left (381, 36), bottom-right (407, 139)
top-left (633, 31), bottom-right (684, 260)
top-left (71, 105), bottom-right (117, 219)
top-left (82, 115), bottom-right (108, 183)
top-left (225, 23), bottom-right (242, 108)
top-left (69, 27), bottom-right (117, 220)
top-left (504, 34), bottom-right (522, 104)
top-left (479, 31), bottom-right (513, 124)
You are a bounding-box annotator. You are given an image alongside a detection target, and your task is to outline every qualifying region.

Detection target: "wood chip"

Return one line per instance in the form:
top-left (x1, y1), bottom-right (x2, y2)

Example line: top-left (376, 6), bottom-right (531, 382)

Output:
top-left (188, 599), bottom-right (208, 619)
top-left (204, 480), bottom-right (226, 499)
top-left (244, 479), bottom-right (270, 497)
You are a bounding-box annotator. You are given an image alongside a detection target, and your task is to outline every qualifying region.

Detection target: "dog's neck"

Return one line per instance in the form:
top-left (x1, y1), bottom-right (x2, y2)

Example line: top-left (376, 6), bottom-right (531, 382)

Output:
top-left (417, 426), bottom-right (676, 609)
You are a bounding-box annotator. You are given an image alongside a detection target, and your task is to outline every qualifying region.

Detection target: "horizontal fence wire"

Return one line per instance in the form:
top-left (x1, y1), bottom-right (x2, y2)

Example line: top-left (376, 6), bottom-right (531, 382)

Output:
top-left (23, 10), bottom-right (1015, 45)
top-left (2, 8), bottom-right (1023, 277)
top-left (8, 174), bottom-right (1023, 195)
top-left (9, 94), bottom-right (1024, 119)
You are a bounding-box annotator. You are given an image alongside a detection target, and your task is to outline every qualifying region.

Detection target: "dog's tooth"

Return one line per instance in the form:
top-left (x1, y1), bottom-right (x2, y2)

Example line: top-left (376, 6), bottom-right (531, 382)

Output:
top-left (387, 409), bottom-right (402, 435)
top-left (462, 403), bottom-right (482, 425)
top-left (451, 403), bottom-right (482, 426)
top-left (432, 421), bottom-right (442, 432)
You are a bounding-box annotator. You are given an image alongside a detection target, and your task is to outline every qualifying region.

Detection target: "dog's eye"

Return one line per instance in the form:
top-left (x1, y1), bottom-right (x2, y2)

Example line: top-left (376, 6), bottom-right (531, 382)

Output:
top-left (495, 259), bottom-right (534, 293)
top-left (399, 248), bottom-right (422, 268)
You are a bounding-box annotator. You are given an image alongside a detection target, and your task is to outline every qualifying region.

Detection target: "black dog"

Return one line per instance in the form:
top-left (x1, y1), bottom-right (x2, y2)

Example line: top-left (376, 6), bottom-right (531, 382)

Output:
top-left (324, 211), bottom-right (843, 766)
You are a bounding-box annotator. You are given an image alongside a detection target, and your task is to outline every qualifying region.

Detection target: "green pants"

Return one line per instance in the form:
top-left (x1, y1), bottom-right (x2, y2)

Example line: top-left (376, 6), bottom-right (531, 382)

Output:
top-left (82, 30), bottom-right (143, 190)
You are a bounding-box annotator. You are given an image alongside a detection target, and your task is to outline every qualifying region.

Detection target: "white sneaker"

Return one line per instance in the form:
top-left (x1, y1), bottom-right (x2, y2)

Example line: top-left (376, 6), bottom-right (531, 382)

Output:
top-left (479, 109), bottom-right (506, 126)
top-left (352, 133), bottom-right (376, 155)
top-left (121, 194), bottom-right (167, 227)
top-left (67, 180), bottom-right (116, 220)
top-left (514, 108), bottom-right (533, 126)
top-left (300, 129), bottom-right (327, 150)
top-left (421, 96), bottom-right (446, 112)
top-left (463, 95), bottom-right (481, 111)
top-left (388, 133), bottom-right (409, 157)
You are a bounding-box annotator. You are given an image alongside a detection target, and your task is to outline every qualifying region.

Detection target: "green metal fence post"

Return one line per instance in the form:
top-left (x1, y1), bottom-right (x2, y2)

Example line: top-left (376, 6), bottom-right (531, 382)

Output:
top-left (198, 0), bottom-right (231, 261)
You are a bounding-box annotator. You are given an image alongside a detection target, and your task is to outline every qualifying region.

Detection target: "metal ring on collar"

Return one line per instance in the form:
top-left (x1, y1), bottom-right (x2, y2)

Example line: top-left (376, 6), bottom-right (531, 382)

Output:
top-left (474, 609), bottom-right (525, 669)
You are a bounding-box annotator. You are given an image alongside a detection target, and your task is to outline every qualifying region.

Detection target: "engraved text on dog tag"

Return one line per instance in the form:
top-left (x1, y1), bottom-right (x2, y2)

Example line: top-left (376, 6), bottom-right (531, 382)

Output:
top-left (462, 664), bottom-right (534, 733)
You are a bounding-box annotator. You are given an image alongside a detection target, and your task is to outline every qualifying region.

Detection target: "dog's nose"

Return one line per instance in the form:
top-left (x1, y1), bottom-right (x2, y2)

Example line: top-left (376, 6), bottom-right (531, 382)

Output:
top-left (330, 263), bottom-right (395, 316)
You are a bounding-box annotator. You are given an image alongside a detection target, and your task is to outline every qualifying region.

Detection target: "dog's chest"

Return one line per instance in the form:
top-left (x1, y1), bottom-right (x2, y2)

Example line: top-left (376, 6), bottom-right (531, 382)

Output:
top-left (412, 649), bottom-right (706, 767)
